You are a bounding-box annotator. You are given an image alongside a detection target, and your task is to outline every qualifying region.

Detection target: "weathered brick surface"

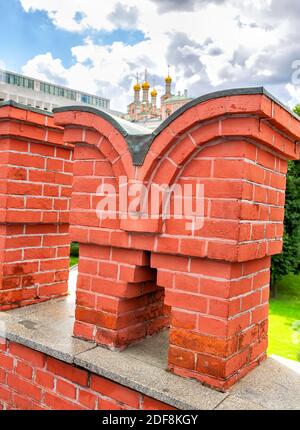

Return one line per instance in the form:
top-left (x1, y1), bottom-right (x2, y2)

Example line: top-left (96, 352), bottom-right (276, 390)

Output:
top-left (0, 93), bottom-right (297, 396)
top-left (0, 104), bottom-right (73, 310)
top-left (153, 255), bottom-right (271, 389)
top-left (74, 244), bottom-right (169, 348)
top-left (54, 92), bottom-right (300, 390)
top-left (0, 338), bottom-right (174, 410)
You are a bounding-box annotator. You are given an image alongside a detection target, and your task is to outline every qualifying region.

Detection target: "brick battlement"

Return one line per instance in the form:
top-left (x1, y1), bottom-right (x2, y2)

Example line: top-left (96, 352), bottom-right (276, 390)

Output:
top-left (0, 101), bottom-right (73, 311)
top-left (0, 88), bottom-right (299, 395)
top-left (54, 88), bottom-right (300, 391)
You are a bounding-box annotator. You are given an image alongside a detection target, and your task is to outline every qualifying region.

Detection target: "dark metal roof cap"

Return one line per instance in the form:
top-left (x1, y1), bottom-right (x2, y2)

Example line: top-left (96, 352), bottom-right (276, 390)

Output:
top-left (53, 87), bottom-right (300, 165)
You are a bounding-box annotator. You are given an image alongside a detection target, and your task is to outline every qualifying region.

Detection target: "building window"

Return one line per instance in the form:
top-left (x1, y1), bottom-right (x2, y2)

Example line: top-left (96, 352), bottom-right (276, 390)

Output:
top-left (80, 93), bottom-right (108, 108)
top-left (81, 94), bottom-right (90, 104)
top-left (40, 82), bottom-right (77, 101)
top-left (0, 71), bottom-right (34, 90)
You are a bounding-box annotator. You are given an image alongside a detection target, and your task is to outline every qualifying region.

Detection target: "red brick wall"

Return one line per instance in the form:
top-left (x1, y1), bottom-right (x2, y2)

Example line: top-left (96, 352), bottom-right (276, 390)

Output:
top-left (0, 93), bottom-right (298, 400)
top-left (54, 92), bottom-right (300, 390)
top-left (0, 103), bottom-right (73, 310)
top-left (0, 337), bottom-right (175, 410)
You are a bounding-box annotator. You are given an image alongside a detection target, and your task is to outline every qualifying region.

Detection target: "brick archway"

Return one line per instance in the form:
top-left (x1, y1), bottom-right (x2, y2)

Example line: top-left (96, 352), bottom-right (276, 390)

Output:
top-left (52, 88), bottom-right (300, 391)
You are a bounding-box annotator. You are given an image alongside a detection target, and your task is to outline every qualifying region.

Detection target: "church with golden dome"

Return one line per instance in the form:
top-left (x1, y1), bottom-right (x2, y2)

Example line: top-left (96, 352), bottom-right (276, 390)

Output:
top-left (126, 69), bottom-right (192, 129)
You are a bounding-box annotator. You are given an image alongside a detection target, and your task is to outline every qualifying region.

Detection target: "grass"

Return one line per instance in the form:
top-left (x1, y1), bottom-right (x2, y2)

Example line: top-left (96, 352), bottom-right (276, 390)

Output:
top-left (268, 274), bottom-right (300, 362)
top-left (70, 242), bottom-right (79, 267)
top-left (70, 256), bottom-right (79, 267)
top-left (67, 251), bottom-right (300, 361)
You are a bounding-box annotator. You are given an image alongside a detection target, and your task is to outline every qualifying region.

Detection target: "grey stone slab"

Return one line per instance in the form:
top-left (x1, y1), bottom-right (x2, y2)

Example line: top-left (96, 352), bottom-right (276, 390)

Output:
top-left (74, 345), bottom-right (227, 410)
top-left (123, 330), bottom-right (169, 369)
top-left (16, 300), bottom-right (75, 333)
top-left (215, 396), bottom-right (266, 410)
top-left (231, 356), bottom-right (300, 410)
top-left (6, 295), bottom-right (74, 320)
top-left (0, 310), bottom-right (95, 363)
top-left (2, 284), bottom-right (300, 410)
top-left (0, 312), bottom-right (18, 337)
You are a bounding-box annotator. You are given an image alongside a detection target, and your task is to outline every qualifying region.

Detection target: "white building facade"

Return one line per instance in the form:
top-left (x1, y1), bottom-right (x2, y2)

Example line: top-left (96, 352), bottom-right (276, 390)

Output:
top-left (0, 69), bottom-right (111, 113)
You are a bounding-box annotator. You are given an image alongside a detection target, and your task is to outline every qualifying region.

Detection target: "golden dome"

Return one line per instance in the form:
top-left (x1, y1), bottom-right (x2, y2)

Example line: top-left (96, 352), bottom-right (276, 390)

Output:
top-left (133, 82), bottom-right (141, 91)
top-left (165, 75), bottom-right (172, 83)
top-left (142, 81), bottom-right (150, 90)
top-left (151, 88), bottom-right (157, 97)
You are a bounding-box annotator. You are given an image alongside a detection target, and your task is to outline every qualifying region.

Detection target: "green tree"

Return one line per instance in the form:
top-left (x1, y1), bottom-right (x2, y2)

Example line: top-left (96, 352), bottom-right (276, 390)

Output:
top-left (294, 104), bottom-right (300, 116)
top-left (271, 106), bottom-right (300, 290)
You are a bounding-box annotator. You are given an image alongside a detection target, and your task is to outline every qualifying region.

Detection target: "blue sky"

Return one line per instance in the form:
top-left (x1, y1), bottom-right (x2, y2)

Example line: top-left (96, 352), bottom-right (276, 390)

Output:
top-left (0, 0), bottom-right (80, 70)
top-left (0, 0), bottom-right (144, 71)
top-left (0, 0), bottom-right (300, 110)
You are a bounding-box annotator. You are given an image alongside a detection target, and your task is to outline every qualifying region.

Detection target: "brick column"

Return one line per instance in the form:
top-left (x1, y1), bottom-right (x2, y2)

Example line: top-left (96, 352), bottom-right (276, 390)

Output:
top-left (54, 125), bottom-right (169, 348)
top-left (75, 244), bottom-right (169, 349)
top-left (152, 254), bottom-right (271, 390)
top-left (54, 88), bottom-right (300, 390)
top-left (0, 102), bottom-right (73, 310)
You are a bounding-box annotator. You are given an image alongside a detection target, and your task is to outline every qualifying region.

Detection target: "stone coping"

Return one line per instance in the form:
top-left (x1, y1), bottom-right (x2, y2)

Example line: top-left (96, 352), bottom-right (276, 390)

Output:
top-left (0, 290), bottom-right (300, 410)
top-left (53, 86), bottom-right (300, 165)
top-left (0, 100), bottom-right (54, 116)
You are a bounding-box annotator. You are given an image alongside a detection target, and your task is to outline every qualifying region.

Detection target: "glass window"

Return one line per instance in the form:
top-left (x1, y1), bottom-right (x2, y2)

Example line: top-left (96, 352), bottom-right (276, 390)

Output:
top-left (81, 94), bottom-right (90, 104)
top-left (39, 82), bottom-right (77, 100)
top-left (2, 72), bottom-right (34, 89)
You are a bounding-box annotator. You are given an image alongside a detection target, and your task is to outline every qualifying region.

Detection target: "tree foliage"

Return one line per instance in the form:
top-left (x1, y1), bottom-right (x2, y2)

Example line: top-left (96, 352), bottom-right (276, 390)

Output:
top-left (70, 241), bottom-right (79, 257)
top-left (271, 106), bottom-right (300, 285)
top-left (294, 104), bottom-right (300, 116)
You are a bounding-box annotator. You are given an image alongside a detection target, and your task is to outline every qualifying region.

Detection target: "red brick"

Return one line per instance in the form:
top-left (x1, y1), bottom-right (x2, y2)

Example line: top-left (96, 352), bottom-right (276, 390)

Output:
top-left (90, 375), bottom-right (140, 408)
top-left (171, 309), bottom-right (197, 330)
top-left (169, 327), bottom-right (238, 357)
top-left (165, 290), bottom-right (207, 313)
top-left (119, 265), bottom-right (154, 283)
top-left (180, 238), bottom-right (207, 257)
top-left (0, 339), bottom-right (7, 352)
top-left (214, 159), bottom-right (245, 179)
top-left (79, 389), bottom-right (97, 409)
top-left (15, 361), bottom-right (33, 380)
top-left (239, 325), bottom-right (259, 349)
top-left (156, 270), bottom-right (173, 288)
top-left (241, 291), bottom-right (261, 312)
top-left (35, 370), bottom-right (54, 389)
top-left (151, 254), bottom-right (189, 272)
top-left (0, 352), bottom-right (14, 370)
top-left (44, 392), bottom-right (84, 410)
top-left (168, 346), bottom-right (195, 370)
top-left (251, 304), bottom-right (269, 324)
top-left (9, 343), bottom-right (45, 368)
top-left (190, 259), bottom-right (232, 278)
top-left (0, 386), bottom-right (11, 403)
top-left (257, 149), bottom-right (275, 170)
top-left (156, 237), bottom-right (179, 254)
top-left (56, 379), bottom-right (77, 400)
top-left (174, 273), bottom-right (199, 293)
top-left (47, 357), bottom-right (88, 387)
top-left (7, 373), bottom-right (42, 401)
top-left (112, 248), bottom-right (149, 266)
top-left (182, 159), bottom-right (212, 177)
top-left (11, 393), bottom-right (35, 410)
top-left (142, 396), bottom-right (175, 410)
top-left (198, 315), bottom-right (228, 337)
top-left (199, 278), bottom-right (230, 298)
top-left (98, 398), bottom-right (124, 410)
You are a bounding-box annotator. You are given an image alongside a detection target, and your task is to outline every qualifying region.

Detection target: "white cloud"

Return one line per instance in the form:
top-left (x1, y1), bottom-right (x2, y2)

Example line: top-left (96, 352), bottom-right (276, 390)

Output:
top-left (20, 0), bottom-right (143, 32)
top-left (286, 84), bottom-right (300, 109)
top-left (22, 36), bottom-right (171, 110)
top-left (22, 53), bottom-right (68, 84)
top-left (19, 0), bottom-right (300, 110)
